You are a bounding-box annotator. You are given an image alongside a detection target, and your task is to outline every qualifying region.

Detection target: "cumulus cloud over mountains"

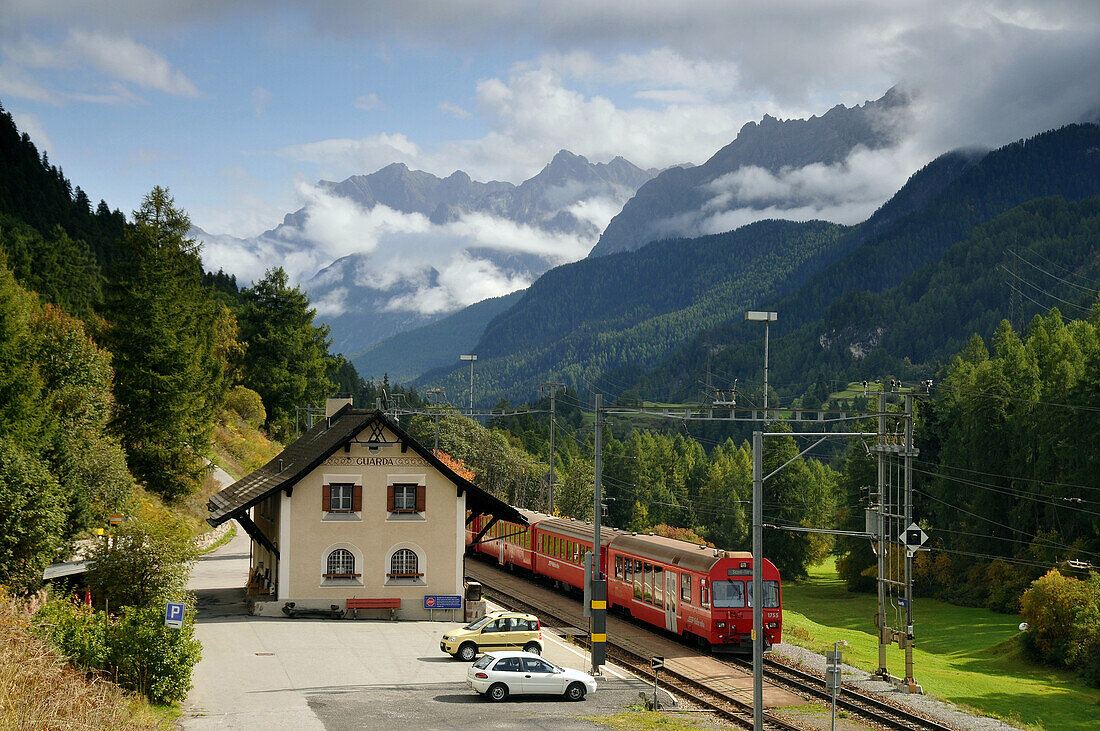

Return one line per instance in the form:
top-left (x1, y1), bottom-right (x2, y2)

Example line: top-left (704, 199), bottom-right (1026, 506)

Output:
top-left (199, 180), bottom-right (622, 317)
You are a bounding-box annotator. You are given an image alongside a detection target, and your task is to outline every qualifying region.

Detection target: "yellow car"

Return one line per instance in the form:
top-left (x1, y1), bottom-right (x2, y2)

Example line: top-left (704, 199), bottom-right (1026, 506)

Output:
top-left (441, 611), bottom-right (543, 661)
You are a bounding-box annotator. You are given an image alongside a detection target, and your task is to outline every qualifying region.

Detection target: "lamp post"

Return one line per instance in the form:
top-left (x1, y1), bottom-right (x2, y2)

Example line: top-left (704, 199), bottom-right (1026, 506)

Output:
top-left (745, 310), bottom-right (777, 731)
top-left (459, 355), bottom-right (477, 414)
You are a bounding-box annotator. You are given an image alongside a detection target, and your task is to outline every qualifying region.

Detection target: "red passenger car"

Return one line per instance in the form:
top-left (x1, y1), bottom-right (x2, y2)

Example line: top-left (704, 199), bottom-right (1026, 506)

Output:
top-left (606, 533), bottom-right (782, 652)
top-left (465, 511), bottom-right (782, 653)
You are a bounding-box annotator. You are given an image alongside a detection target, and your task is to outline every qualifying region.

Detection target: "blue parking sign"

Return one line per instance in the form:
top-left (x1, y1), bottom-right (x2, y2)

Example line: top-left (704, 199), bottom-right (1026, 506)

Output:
top-left (165, 601), bottom-right (185, 630)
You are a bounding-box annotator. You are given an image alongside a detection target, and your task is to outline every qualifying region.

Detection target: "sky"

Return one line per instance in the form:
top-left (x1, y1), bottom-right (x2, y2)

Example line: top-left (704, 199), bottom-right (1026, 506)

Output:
top-left (2, 1), bottom-right (1098, 299)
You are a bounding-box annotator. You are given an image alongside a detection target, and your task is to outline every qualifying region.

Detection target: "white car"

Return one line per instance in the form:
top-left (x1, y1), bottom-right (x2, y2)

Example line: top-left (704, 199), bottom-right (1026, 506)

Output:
top-left (466, 651), bottom-right (597, 702)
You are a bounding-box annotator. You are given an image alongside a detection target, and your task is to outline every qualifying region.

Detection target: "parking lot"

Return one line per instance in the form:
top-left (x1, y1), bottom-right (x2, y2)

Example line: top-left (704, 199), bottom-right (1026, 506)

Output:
top-left (184, 531), bottom-right (656, 730)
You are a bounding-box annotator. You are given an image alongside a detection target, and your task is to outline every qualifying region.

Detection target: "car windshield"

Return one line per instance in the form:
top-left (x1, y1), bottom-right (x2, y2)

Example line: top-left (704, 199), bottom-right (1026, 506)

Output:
top-left (472, 655), bottom-right (494, 669)
top-left (463, 616), bottom-right (494, 630)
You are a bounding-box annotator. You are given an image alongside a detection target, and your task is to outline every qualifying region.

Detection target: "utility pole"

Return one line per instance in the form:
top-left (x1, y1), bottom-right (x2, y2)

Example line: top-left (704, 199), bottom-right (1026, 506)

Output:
top-left (460, 355), bottom-right (477, 415)
top-left (590, 394), bottom-right (606, 675)
top-left (752, 429), bottom-right (764, 731)
top-left (871, 387), bottom-right (921, 690)
top-left (875, 389), bottom-right (888, 678)
top-left (542, 382), bottom-right (564, 514)
top-left (426, 388), bottom-right (444, 453)
top-left (903, 393), bottom-right (917, 691)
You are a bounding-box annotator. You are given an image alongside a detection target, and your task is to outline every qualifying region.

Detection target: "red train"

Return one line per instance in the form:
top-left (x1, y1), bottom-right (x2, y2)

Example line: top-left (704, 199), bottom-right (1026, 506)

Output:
top-left (466, 510), bottom-right (782, 652)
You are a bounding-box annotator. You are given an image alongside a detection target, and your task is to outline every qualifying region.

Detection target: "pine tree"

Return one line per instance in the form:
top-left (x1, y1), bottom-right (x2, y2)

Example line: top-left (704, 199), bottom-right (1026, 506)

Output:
top-left (238, 267), bottom-right (333, 440)
top-left (106, 187), bottom-right (225, 500)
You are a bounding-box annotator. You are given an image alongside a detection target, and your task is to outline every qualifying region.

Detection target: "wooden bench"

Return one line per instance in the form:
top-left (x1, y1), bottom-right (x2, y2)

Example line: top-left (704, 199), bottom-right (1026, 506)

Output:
top-left (346, 597), bottom-right (401, 620)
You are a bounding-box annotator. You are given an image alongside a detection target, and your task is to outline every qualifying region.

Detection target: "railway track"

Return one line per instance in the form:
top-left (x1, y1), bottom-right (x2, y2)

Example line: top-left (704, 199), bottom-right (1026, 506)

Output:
top-left (470, 562), bottom-right (961, 731)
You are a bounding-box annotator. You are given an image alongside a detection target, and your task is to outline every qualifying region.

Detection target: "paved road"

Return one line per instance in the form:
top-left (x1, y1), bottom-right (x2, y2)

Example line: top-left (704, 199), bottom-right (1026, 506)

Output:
top-left (182, 529), bottom-right (654, 730)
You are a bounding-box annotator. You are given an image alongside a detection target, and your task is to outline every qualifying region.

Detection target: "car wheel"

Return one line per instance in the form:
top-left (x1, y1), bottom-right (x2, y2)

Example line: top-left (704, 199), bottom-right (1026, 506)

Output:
top-left (458, 643), bottom-right (478, 662)
top-left (565, 682), bottom-right (586, 701)
top-left (523, 642), bottom-right (541, 655)
top-left (487, 683), bottom-right (508, 702)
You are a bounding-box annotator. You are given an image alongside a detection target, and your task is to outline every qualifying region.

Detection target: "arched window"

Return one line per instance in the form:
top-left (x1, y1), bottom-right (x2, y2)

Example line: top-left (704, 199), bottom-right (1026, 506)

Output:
top-left (326, 548), bottom-right (356, 578)
top-left (388, 548), bottom-right (420, 578)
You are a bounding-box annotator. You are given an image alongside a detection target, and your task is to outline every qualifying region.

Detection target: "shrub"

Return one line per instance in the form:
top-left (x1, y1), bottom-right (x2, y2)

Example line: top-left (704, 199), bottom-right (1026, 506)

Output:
top-left (1020, 570), bottom-right (1100, 686)
top-left (224, 385), bottom-right (266, 428)
top-left (85, 495), bottom-right (199, 609)
top-left (108, 604), bottom-right (201, 705)
top-left (32, 595), bottom-right (106, 670)
top-left (34, 595), bottom-right (201, 705)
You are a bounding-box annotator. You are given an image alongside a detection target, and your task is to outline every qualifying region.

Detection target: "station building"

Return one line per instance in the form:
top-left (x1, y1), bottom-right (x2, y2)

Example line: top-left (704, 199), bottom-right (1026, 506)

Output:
top-left (206, 401), bottom-right (524, 619)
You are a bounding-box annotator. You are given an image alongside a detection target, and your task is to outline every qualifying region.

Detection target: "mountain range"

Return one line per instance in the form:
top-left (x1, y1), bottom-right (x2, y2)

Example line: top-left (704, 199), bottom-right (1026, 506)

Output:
top-left (589, 86), bottom-right (910, 257)
top-left (196, 150), bottom-right (656, 355)
top-left (393, 122), bottom-right (1100, 407)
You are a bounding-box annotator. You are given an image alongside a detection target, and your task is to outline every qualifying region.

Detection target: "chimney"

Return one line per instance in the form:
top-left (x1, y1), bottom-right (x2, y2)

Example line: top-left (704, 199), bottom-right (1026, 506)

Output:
top-left (326, 398), bottom-right (353, 418)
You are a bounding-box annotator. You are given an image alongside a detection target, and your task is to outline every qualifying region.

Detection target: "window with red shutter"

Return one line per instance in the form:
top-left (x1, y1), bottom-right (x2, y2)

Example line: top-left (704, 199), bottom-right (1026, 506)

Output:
top-left (352, 484), bottom-right (362, 512)
top-left (387, 484), bottom-right (395, 512)
top-left (415, 485), bottom-right (425, 512)
top-left (322, 484), bottom-right (330, 512)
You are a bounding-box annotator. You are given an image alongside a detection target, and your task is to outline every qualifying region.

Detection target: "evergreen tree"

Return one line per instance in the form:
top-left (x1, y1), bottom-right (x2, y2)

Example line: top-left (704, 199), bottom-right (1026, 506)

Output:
top-left (106, 187), bottom-right (225, 500)
top-left (238, 266), bottom-right (334, 440)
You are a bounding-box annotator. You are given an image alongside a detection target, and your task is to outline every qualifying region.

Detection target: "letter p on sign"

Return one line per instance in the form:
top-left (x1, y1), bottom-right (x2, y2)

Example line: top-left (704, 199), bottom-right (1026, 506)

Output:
top-left (165, 601), bottom-right (185, 630)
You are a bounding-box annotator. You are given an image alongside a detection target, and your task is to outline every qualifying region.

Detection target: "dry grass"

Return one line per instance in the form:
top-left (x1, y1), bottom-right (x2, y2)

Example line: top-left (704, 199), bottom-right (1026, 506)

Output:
top-left (0, 590), bottom-right (165, 730)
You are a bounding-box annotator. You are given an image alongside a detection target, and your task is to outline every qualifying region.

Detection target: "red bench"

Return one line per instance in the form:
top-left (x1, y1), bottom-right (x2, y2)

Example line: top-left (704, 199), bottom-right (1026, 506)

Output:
top-left (346, 597), bottom-right (401, 620)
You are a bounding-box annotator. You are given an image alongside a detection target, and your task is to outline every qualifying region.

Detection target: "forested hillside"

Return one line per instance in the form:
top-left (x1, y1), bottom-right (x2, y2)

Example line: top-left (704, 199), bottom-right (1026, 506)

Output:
top-left (352, 290), bottom-right (523, 382)
top-left (419, 219), bottom-right (848, 401)
top-left (633, 123), bottom-right (1100, 404)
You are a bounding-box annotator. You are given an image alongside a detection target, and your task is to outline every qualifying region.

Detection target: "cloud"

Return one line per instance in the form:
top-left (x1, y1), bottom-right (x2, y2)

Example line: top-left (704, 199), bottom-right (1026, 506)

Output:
top-left (1, 29), bottom-right (199, 100)
top-left (438, 101), bottom-right (471, 119)
top-left (688, 140), bottom-right (933, 234)
top-left (0, 62), bottom-right (59, 103)
top-left (278, 133), bottom-right (424, 178)
top-left (65, 30), bottom-right (199, 96)
top-left (354, 92), bottom-right (383, 110)
top-left (199, 181), bottom-right (610, 316)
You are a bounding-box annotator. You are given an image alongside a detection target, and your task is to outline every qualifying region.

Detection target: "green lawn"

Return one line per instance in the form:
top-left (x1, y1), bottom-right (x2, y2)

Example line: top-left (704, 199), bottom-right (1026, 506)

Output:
top-left (782, 559), bottom-right (1100, 730)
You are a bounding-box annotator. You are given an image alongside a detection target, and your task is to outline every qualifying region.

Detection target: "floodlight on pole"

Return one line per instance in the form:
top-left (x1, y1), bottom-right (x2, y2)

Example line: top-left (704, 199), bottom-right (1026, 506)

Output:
top-left (459, 355), bottom-right (477, 414)
top-left (745, 310), bottom-right (776, 731)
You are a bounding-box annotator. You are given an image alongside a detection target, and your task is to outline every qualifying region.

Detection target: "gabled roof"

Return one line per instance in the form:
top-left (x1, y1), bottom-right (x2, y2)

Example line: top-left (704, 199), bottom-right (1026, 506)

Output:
top-left (207, 407), bottom-right (525, 527)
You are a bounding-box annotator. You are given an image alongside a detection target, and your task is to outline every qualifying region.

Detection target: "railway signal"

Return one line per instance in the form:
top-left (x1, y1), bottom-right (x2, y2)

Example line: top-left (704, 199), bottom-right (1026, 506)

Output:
top-left (651, 656), bottom-right (664, 709)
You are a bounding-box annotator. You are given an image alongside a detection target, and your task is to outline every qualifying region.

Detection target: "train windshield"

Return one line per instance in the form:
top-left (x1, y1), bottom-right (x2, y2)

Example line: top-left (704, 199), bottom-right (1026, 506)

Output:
top-left (712, 580), bottom-right (781, 608)
top-left (712, 580), bottom-right (745, 608)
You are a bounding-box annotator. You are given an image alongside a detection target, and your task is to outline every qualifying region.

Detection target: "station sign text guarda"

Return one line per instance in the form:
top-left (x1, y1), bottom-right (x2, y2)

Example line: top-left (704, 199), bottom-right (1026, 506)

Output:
top-left (322, 456), bottom-right (428, 467)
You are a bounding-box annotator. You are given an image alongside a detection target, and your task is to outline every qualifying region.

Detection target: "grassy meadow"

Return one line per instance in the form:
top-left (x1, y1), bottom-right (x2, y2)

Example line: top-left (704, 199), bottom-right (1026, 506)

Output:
top-left (782, 558), bottom-right (1100, 730)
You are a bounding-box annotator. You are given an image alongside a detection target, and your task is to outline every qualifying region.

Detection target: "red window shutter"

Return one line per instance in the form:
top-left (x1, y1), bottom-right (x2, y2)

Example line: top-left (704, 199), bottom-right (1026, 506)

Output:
top-left (322, 485), bottom-right (330, 512)
top-left (352, 484), bottom-right (362, 512)
top-left (416, 485), bottom-right (425, 512)
top-left (387, 484), bottom-right (395, 512)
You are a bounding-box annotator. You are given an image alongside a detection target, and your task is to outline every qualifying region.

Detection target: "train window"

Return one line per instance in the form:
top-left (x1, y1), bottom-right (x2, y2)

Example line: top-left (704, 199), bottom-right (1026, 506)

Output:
top-left (615, 556), bottom-right (623, 581)
top-left (633, 560), bottom-right (643, 600)
top-left (681, 572), bottom-right (691, 603)
top-left (713, 580), bottom-right (746, 608)
top-left (653, 565), bottom-right (663, 606)
top-left (625, 558), bottom-right (633, 583)
top-left (644, 563), bottom-right (653, 604)
top-left (701, 579), bottom-right (710, 608)
top-left (764, 581), bottom-right (780, 608)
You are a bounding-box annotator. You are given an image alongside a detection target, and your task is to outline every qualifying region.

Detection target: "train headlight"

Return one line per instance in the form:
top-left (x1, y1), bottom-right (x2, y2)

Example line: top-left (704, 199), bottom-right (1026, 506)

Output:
top-left (716, 621), bottom-right (726, 628)
top-left (767, 622), bottom-right (778, 629)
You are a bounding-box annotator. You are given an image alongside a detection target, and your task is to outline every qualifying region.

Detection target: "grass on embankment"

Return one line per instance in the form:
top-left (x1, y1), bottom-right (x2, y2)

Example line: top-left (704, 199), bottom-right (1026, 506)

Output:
top-left (782, 558), bottom-right (1100, 730)
top-left (0, 590), bottom-right (168, 729)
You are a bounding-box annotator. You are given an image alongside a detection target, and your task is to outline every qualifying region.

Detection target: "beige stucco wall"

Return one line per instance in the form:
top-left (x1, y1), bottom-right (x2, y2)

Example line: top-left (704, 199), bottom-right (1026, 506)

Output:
top-left (252, 422), bottom-right (466, 619)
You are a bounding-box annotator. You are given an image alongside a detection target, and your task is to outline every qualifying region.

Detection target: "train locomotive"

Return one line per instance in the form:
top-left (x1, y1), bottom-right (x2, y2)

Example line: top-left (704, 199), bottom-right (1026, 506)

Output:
top-left (466, 510), bottom-right (782, 652)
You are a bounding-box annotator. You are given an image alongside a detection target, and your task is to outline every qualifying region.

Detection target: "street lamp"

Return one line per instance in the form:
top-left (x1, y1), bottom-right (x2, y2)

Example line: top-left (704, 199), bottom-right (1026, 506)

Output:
top-left (745, 311), bottom-right (777, 423)
top-left (745, 310), bottom-right (776, 731)
top-left (459, 355), bottom-right (477, 414)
